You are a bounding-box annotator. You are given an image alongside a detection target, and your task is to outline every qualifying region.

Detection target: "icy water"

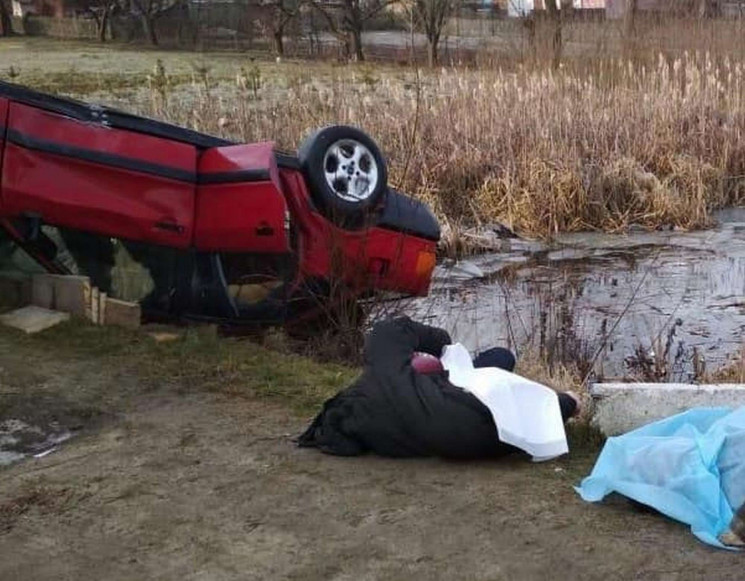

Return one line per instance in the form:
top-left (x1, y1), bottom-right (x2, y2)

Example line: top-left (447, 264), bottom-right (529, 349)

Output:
top-left (403, 208), bottom-right (745, 381)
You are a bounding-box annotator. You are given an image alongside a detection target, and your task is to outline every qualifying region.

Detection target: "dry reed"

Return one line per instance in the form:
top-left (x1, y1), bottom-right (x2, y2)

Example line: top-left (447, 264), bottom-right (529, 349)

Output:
top-left (143, 50), bottom-right (745, 239)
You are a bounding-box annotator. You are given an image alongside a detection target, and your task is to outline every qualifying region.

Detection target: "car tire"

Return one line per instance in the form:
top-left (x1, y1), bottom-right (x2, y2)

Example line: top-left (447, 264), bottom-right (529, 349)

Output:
top-left (298, 125), bottom-right (388, 227)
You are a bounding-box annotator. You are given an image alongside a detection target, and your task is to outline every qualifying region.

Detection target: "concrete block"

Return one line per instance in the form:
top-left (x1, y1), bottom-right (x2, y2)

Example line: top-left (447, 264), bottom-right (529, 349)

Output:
top-left (104, 297), bottom-right (141, 330)
top-left (590, 382), bottom-right (745, 436)
top-left (0, 273), bottom-right (31, 308)
top-left (0, 306), bottom-right (70, 334)
top-left (31, 274), bottom-right (56, 309)
top-left (31, 274), bottom-right (91, 318)
top-left (53, 275), bottom-right (91, 317)
top-left (19, 277), bottom-right (31, 305)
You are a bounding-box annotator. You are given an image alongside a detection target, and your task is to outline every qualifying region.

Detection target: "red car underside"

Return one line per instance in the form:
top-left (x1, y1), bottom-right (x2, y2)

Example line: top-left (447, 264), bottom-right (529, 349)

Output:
top-left (0, 87), bottom-right (438, 322)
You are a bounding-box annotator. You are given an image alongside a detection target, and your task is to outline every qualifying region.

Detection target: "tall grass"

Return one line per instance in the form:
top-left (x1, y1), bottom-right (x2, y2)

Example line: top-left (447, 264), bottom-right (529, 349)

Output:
top-left (707, 344), bottom-right (745, 383)
top-left (145, 50), bottom-right (745, 238)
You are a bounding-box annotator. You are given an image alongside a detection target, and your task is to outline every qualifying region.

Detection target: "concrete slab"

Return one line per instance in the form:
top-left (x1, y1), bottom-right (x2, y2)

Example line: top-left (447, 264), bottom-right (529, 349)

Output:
top-left (590, 382), bottom-right (745, 436)
top-left (0, 306), bottom-right (70, 334)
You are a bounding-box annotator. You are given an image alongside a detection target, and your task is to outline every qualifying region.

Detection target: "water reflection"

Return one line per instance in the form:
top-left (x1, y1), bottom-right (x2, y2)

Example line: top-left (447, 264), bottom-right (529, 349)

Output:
top-left (403, 209), bottom-right (745, 380)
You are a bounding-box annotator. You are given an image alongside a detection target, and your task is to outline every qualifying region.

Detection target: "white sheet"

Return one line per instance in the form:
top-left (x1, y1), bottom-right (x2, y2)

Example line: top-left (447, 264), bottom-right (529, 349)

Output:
top-left (440, 343), bottom-right (569, 462)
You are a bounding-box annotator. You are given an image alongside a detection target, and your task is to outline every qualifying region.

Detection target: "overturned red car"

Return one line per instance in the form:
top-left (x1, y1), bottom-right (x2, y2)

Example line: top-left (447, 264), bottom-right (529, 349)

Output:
top-left (0, 80), bottom-right (440, 325)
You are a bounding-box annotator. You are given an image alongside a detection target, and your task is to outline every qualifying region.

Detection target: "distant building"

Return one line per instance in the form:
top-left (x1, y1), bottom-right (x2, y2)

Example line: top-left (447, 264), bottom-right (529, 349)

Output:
top-left (507, 0), bottom-right (606, 18)
top-left (506, 0), bottom-right (727, 18)
top-left (507, 0), bottom-right (533, 17)
top-left (605, 0), bottom-right (722, 19)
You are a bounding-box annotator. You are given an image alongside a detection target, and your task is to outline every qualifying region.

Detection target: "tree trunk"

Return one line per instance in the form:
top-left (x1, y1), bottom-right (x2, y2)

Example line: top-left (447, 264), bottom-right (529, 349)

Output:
top-left (427, 30), bottom-right (440, 67)
top-left (427, 41), bottom-right (436, 67)
top-left (142, 14), bottom-right (159, 45)
top-left (191, 2), bottom-right (201, 46)
top-left (623, 0), bottom-right (638, 57)
top-left (545, 1), bottom-right (562, 69)
top-left (273, 29), bottom-right (284, 55)
top-left (0, 0), bottom-right (14, 37)
top-left (624, 0), bottom-right (638, 38)
top-left (552, 21), bottom-right (562, 69)
top-left (339, 36), bottom-right (351, 61)
top-left (523, 14), bottom-right (536, 60)
top-left (350, 27), bottom-right (364, 61)
top-left (98, 5), bottom-right (111, 42)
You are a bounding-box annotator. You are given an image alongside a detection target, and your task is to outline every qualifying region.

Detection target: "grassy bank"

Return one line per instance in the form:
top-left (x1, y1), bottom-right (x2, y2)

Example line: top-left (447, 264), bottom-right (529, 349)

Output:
top-left (0, 321), bottom-right (356, 416)
top-left (0, 319), bottom-right (597, 425)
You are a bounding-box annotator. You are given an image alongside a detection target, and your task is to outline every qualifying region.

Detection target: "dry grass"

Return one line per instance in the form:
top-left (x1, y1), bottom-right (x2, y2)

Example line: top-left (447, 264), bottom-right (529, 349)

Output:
top-left (707, 344), bottom-right (745, 383)
top-left (4, 28), bottom-right (745, 241)
top-left (0, 321), bottom-right (357, 416)
top-left (516, 350), bottom-right (588, 409)
top-left (136, 50), bottom-right (745, 239)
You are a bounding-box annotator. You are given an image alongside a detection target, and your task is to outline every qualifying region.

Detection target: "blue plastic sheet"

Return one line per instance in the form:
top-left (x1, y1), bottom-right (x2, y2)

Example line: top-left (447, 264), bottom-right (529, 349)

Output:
top-left (576, 406), bottom-right (745, 549)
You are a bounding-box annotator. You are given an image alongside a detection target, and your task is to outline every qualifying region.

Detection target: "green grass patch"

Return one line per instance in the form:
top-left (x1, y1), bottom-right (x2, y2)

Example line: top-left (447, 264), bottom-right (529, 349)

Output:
top-left (0, 320), bottom-right (357, 416)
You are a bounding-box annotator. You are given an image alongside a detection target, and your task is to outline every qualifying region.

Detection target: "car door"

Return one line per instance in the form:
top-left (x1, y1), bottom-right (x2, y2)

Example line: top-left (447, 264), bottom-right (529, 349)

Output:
top-left (1, 102), bottom-right (197, 249)
top-left (194, 142), bottom-right (289, 253)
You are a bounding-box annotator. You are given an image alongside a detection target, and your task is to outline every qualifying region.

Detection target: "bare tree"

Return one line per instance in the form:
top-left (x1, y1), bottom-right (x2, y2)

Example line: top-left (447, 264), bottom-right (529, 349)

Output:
top-left (624, 0), bottom-right (638, 37)
top-left (0, 0), bottom-right (14, 37)
top-left (87, 0), bottom-right (119, 42)
top-left (622, 0), bottom-right (638, 56)
top-left (312, 0), bottom-right (397, 62)
top-left (517, 0), bottom-right (574, 67)
top-left (255, 0), bottom-right (304, 56)
top-left (409, 0), bottom-right (454, 67)
top-left (542, 0), bottom-right (559, 62)
top-left (542, 0), bottom-right (576, 67)
top-left (131, 0), bottom-right (166, 45)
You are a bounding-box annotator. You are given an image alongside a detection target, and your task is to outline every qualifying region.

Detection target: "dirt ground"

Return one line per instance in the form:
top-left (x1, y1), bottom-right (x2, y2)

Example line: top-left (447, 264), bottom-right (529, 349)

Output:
top-left (0, 326), bottom-right (742, 581)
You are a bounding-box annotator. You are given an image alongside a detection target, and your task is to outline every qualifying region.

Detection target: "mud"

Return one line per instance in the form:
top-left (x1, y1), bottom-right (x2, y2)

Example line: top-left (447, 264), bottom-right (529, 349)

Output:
top-left (1, 328), bottom-right (744, 580)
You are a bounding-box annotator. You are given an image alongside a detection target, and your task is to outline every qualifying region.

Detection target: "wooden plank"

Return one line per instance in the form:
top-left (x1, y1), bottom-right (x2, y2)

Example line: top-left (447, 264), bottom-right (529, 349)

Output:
top-left (103, 297), bottom-right (141, 330)
top-left (90, 287), bottom-right (100, 324)
top-left (98, 291), bottom-right (107, 326)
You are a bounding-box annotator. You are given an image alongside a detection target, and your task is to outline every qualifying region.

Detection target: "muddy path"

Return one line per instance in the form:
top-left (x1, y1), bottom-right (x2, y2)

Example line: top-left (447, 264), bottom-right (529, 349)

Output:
top-left (0, 330), bottom-right (742, 580)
